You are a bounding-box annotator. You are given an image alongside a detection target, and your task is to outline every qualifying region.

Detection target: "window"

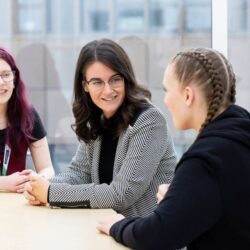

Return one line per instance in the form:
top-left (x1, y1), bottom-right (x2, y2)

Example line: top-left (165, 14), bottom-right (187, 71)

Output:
top-left (184, 0), bottom-right (211, 32)
top-left (80, 0), bottom-right (110, 33)
top-left (0, 1), bottom-right (10, 36)
top-left (149, 0), bottom-right (179, 33)
top-left (228, 0), bottom-right (249, 33)
top-left (15, 0), bottom-right (43, 34)
top-left (228, 0), bottom-right (250, 111)
top-left (115, 0), bottom-right (144, 33)
top-left (8, 0), bottom-right (215, 167)
top-left (46, 0), bottom-right (75, 35)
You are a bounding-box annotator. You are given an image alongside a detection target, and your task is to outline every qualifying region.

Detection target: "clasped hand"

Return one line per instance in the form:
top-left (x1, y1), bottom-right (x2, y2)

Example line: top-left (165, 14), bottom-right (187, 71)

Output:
top-left (23, 173), bottom-right (49, 206)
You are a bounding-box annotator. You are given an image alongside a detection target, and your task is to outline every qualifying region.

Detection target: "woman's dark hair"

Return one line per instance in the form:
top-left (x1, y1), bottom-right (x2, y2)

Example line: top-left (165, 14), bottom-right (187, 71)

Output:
top-left (171, 47), bottom-right (236, 132)
top-left (72, 39), bottom-right (151, 143)
top-left (0, 48), bottom-right (34, 156)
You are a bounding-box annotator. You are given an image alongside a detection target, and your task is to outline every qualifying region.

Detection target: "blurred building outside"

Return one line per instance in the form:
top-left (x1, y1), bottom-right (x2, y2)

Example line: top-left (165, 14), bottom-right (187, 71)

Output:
top-left (0, 0), bottom-right (248, 172)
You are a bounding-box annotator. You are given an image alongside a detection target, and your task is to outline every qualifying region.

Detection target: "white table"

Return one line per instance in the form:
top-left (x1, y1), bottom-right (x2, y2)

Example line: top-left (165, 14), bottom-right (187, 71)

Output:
top-left (0, 192), bottom-right (129, 250)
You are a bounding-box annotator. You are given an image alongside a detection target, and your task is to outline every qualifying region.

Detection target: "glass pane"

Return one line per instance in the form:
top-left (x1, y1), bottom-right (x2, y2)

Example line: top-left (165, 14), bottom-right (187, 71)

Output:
top-left (149, 0), bottom-right (179, 33)
top-left (0, 1), bottom-right (9, 35)
top-left (7, 0), bottom-right (213, 166)
top-left (115, 0), bottom-right (144, 33)
top-left (228, 0), bottom-right (250, 111)
top-left (184, 0), bottom-right (211, 32)
top-left (16, 0), bottom-right (42, 34)
top-left (228, 0), bottom-right (249, 34)
top-left (46, 0), bottom-right (74, 34)
top-left (80, 0), bottom-right (110, 33)
top-left (18, 0), bottom-right (41, 4)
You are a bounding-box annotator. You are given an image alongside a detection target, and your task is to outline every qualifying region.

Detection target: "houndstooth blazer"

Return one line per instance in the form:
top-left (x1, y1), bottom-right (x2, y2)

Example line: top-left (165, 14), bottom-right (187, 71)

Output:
top-left (48, 106), bottom-right (177, 217)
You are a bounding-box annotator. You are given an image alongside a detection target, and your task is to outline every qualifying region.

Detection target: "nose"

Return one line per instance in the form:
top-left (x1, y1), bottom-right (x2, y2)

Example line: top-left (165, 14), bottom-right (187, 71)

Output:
top-left (102, 81), bottom-right (113, 93)
top-left (0, 78), bottom-right (5, 84)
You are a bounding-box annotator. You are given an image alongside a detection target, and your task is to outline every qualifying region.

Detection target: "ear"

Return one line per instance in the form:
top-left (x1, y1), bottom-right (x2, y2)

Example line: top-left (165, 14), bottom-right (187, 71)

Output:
top-left (183, 86), bottom-right (195, 106)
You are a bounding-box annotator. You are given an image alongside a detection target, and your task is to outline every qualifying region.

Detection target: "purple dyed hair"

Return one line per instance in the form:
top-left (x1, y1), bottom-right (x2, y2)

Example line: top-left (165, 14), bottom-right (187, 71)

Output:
top-left (0, 47), bottom-right (34, 157)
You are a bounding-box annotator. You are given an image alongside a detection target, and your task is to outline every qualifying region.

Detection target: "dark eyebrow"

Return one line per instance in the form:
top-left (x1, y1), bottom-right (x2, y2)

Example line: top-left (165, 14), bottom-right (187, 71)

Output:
top-left (0, 70), bottom-right (12, 74)
top-left (110, 73), bottom-right (121, 78)
top-left (87, 73), bottom-right (120, 82)
top-left (87, 77), bottom-right (102, 82)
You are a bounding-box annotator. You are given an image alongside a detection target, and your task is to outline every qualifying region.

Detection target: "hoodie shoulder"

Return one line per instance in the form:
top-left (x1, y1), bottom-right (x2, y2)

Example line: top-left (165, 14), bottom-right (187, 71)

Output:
top-left (199, 105), bottom-right (250, 149)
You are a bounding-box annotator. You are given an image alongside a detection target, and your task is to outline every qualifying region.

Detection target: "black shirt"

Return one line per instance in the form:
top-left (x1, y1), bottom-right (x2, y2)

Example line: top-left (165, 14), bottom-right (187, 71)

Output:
top-left (98, 105), bottom-right (151, 185)
top-left (0, 108), bottom-right (46, 156)
top-left (99, 130), bottom-right (118, 184)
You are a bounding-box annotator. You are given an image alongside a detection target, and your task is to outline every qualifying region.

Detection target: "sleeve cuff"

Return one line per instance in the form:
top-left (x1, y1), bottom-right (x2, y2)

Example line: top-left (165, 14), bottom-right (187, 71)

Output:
top-left (47, 184), bottom-right (51, 203)
top-left (110, 217), bottom-right (140, 245)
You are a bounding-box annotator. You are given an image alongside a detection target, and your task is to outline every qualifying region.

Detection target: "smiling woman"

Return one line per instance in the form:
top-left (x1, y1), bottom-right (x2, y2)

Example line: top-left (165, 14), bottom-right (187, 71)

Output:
top-left (0, 48), bottom-right (54, 192)
top-left (24, 39), bottom-right (177, 218)
top-left (83, 62), bottom-right (125, 119)
top-left (0, 61), bottom-right (15, 106)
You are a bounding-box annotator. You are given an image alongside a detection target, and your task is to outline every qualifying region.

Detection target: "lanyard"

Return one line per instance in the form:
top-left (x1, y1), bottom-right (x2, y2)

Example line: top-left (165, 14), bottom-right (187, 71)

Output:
top-left (2, 144), bottom-right (11, 176)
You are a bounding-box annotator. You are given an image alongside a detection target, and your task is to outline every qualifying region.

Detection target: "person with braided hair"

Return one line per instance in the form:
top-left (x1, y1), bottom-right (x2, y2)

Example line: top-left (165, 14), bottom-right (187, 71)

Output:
top-left (97, 47), bottom-right (250, 250)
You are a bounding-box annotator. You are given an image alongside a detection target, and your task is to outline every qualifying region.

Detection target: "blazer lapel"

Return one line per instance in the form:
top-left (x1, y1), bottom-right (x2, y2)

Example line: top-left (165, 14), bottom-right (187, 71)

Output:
top-left (112, 126), bottom-right (132, 175)
top-left (91, 137), bottom-right (102, 184)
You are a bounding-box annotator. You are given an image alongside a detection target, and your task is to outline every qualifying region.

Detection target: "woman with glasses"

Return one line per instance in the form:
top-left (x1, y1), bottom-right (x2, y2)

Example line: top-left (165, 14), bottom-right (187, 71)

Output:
top-left (0, 48), bottom-right (54, 192)
top-left (24, 39), bottom-right (177, 217)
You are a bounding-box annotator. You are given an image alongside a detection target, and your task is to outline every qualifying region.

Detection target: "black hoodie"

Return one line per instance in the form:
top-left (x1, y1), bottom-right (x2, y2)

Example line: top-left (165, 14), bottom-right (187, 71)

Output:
top-left (110, 105), bottom-right (250, 250)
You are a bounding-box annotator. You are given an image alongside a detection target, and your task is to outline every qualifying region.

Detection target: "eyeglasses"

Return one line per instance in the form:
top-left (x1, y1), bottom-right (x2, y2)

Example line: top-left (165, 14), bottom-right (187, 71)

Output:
top-left (0, 70), bottom-right (15, 83)
top-left (84, 74), bottom-right (124, 90)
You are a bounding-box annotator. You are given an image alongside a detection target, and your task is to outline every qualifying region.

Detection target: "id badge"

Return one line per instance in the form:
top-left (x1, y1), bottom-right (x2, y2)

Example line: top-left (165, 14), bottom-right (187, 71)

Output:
top-left (2, 144), bottom-right (11, 176)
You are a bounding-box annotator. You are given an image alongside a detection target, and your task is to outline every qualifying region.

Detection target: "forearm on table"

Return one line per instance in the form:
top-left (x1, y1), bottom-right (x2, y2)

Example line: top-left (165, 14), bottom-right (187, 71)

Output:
top-left (0, 176), bottom-right (8, 190)
top-left (38, 166), bottom-right (55, 179)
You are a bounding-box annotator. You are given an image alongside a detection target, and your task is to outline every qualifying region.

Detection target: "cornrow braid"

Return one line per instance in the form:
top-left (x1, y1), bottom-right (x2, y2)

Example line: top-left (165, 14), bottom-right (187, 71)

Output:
top-left (230, 79), bottom-right (236, 103)
top-left (177, 51), bottom-right (225, 131)
top-left (219, 53), bottom-right (236, 104)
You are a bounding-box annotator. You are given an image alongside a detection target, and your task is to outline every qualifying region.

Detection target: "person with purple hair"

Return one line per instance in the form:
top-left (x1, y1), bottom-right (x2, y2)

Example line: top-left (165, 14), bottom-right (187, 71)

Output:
top-left (0, 47), bottom-right (54, 193)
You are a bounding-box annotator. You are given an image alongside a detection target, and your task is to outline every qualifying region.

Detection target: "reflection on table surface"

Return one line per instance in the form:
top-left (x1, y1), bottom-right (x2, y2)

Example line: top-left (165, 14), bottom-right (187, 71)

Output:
top-left (0, 192), bottom-right (129, 250)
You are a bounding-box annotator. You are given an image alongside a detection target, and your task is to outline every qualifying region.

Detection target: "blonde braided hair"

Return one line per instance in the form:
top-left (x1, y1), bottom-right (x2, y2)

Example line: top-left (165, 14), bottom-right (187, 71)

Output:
top-left (172, 48), bottom-right (236, 132)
